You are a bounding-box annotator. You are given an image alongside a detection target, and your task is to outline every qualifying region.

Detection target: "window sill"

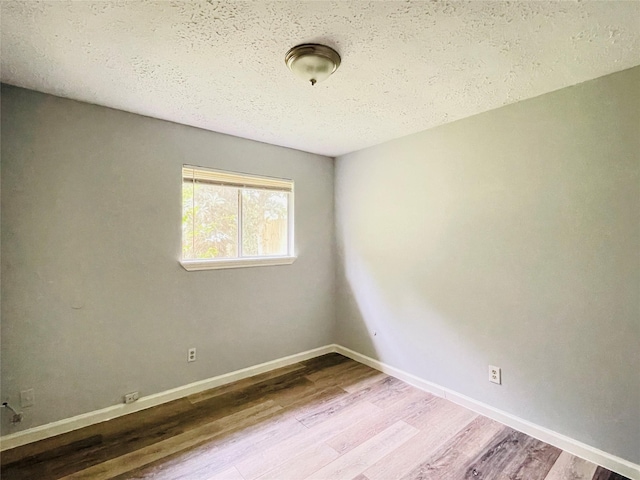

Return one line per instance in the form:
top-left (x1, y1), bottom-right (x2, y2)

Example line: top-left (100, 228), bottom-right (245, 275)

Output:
top-left (179, 256), bottom-right (296, 271)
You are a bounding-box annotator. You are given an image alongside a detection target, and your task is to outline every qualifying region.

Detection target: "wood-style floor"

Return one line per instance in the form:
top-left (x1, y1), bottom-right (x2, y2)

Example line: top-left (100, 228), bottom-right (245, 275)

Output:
top-left (0, 354), bottom-right (630, 480)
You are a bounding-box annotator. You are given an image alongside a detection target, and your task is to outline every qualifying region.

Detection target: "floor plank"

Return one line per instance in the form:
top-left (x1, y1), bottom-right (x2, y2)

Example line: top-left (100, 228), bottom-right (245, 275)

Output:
top-left (208, 466), bottom-right (246, 480)
top-left (294, 379), bottom-right (386, 428)
top-left (498, 435), bottom-right (562, 480)
top-left (545, 451), bottom-right (599, 480)
top-left (255, 441), bottom-right (339, 480)
top-left (188, 363), bottom-right (307, 404)
top-left (462, 427), bottom-right (561, 479)
top-left (363, 405), bottom-right (480, 480)
top-left (362, 376), bottom-right (415, 409)
top-left (592, 466), bottom-right (632, 480)
top-left (397, 415), bottom-right (508, 480)
top-left (306, 421), bottom-right (419, 480)
top-left (235, 401), bottom-right (380, 480)
top-left (325, 390), bottom-right (439, 455)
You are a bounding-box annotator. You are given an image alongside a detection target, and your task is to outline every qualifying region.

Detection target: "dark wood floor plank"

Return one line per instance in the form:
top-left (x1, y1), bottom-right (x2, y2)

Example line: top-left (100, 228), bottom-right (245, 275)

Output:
top-left (59, 400), bottom-right (283, 479)
top-left (304, 357), bottom-right (362, 383)
top-left (0, 397), bottom-right (195, 467)
top-left (299, 353), bottom-right (351, 371)
top-left (307, 362), bottom-right (381, 391)
top-left (0, 435), bottom-right (103, 480)
top-left (274, 384), bottom-right (346, 413)
top-left (188, 362), bottom-right (307, 404)
top-left (2, 408), bottom-right (207, 479)
top-left (191, 368), bottom-right (315, 410)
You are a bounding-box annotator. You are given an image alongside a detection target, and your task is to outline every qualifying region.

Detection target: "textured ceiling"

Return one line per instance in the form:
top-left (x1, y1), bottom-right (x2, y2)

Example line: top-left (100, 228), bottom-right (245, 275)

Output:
top-left (1, 1), bottom-right (639, 157)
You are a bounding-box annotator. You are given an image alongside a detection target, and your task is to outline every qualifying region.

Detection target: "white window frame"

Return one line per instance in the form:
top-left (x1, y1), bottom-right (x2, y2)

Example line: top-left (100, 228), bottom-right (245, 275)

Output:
top-left (180, 165), bottom-right (295, 271)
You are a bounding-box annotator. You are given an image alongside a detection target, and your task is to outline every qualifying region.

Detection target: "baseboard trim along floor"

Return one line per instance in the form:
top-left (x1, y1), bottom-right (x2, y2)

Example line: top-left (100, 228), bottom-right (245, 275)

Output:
top-left (1, 343), bottom-right (638, 480)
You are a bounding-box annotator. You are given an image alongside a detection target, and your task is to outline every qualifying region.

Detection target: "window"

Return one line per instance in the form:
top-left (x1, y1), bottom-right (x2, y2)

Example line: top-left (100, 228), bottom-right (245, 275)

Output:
top-left (180, 165), bottom-right (295, 271)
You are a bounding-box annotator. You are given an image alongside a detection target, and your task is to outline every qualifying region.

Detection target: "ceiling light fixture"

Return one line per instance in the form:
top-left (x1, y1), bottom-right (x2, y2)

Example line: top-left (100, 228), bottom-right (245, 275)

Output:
top-left (285, 44), bottom-right (341, 86)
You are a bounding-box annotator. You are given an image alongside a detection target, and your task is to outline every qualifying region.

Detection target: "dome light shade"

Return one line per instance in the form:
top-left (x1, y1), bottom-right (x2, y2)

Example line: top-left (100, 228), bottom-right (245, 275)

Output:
top-left (285, 44), bottom-right (341, 86)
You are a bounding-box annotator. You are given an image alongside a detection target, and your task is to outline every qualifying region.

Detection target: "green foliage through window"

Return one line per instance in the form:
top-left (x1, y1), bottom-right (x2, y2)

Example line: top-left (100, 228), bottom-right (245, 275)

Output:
top-left (182, 167), bottom-right (292, 260)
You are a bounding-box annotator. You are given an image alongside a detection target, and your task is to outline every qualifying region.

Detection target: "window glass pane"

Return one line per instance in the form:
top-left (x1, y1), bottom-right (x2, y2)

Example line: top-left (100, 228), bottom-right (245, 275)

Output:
top-left (182, 180), bottom-right (195, 259)
top-left (182, 181), bottom-right (238, 259)
top-left (241, 189), bottom-right (289, 257)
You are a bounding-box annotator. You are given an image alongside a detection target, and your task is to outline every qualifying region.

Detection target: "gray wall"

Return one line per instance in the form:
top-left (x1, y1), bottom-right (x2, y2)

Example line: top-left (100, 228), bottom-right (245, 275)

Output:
top-left (335, 67), bottom-right (640, 463)
top-left (0, 86), bottom-right (335, 435)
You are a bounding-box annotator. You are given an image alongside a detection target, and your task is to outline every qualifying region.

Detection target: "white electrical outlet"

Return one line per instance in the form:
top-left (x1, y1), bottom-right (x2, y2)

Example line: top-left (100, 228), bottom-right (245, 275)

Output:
top-left (20, 389), bottom-right (35, 408)
top-left (124, 391), bottom-right (139, 404)
top-left (188, 347), bottom-right (196, 363)
top-left (489, 365), bottom-right (501, 384)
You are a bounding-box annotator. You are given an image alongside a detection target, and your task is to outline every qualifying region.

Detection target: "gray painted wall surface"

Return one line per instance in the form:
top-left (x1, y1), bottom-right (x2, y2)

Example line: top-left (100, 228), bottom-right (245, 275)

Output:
top-left (335, 67), bottom-right (640, 463)
top-left (0, 86), bottom-right (335, 435)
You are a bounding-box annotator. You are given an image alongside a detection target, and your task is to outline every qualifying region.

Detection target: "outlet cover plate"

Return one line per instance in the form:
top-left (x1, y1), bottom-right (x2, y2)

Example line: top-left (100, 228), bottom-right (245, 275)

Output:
top-left (489, 365), bottom-right (501, 385)
top-left (124, 392), bottom-right (139, 404)
top-left (188, 347), bottom-right (196, 362)
top-left (20, 389), bottom-right (35, 408)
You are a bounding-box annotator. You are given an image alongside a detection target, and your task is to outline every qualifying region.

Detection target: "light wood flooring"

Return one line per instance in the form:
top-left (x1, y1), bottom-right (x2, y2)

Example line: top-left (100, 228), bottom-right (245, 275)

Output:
top-left (0, 354), bottom-right (630, 480)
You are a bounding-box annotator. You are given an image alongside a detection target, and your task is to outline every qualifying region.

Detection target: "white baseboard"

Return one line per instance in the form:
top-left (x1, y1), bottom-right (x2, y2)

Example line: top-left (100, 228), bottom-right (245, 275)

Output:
top-left (2, 343), bottom-right (638, 480)
top-left (0, 345), bottom-right (336, 452)
top-left (334, 345), bottom-right (640, 480)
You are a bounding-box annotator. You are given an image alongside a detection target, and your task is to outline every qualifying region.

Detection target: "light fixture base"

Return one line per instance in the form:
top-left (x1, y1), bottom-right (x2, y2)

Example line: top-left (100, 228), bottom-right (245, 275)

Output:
top-left (285, 44), bottom-right (341, 86)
